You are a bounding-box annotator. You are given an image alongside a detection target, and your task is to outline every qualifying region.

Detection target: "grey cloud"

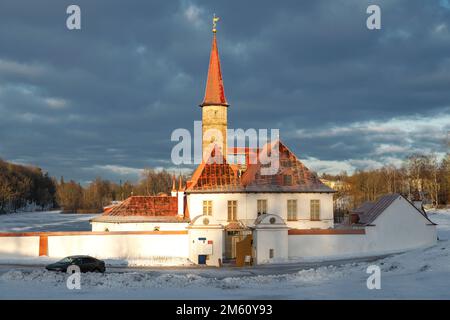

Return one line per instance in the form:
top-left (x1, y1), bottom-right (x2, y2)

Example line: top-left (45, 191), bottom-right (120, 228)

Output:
top-left (0, 0), bottom-right (449, 182)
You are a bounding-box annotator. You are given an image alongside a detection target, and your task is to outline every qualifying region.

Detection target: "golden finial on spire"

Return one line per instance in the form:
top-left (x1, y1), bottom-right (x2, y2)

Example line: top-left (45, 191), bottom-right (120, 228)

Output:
top-left (212, 13), bottom-right (220, 33)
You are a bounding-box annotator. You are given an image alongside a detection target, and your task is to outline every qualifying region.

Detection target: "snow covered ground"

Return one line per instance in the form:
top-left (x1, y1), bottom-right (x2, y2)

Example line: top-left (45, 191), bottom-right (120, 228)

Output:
top-left (0, 209), bottom-right (448, 299)
top-left (0, 210), bottom-right (98, 232)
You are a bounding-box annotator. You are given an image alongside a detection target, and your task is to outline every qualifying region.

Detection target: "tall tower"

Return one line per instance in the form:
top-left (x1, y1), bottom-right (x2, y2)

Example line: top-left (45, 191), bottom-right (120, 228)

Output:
top-left (200, 15), bottom-right (228, 161)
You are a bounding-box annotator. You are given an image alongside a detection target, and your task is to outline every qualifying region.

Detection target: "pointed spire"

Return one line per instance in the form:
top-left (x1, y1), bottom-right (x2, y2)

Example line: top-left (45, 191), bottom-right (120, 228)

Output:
top-left (171, 174), bottom-right (176, 192)
top-left (201, 18), bottom-right (228, 107)
top-left (178, 175), bottom-right (184, 191)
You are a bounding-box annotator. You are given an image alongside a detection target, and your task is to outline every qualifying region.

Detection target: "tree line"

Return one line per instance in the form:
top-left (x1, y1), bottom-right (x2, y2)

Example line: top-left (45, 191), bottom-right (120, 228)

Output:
top-left (0, 159), bottom-right (57, 213)
top-left (2, 152), bottom-right (448, 215)
top-left (56, 169), bottom-right (188, 213)
top-left (0, 159), bottom-right (187, 214)
top-left (323, 153), bottom-right (450, 211)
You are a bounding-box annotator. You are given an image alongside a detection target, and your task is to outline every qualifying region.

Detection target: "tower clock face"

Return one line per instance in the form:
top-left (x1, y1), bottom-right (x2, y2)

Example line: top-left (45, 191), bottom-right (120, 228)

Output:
top-left (204, 107), bottom-right (224, 123)
top-left (209, 109), bottom-right (218, 118)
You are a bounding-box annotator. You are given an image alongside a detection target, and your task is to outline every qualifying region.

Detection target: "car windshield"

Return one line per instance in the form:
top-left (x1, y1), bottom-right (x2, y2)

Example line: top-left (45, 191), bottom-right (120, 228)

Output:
top-left (58, 257), bottom-right (74, 263)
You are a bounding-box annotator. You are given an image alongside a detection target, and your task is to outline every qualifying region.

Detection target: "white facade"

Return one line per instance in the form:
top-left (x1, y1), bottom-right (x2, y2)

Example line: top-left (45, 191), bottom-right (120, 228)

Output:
top-left (187, 192), bottom-right (334, 229)
top-left (288, 196), bottom-right (437, 260)
top-left (187, 215), bottom-right (224, 267)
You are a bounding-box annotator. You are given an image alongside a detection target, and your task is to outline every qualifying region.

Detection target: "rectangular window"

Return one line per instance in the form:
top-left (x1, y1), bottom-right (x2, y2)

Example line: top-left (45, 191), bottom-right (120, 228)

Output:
top-left (203, 200), bottom-right (213, 216)
top-left (269, 249), bottom-right (274, 259)
top-left (227, 200), bottom-right (237, 221)
top-left (283, 175), bottom-right (293, 185)
top-left (310, 199), bottom-right (320, 221)
top-left (287, 199), bottom-right (297, 221)
top-left (257, 199), bottom-right (268, 216)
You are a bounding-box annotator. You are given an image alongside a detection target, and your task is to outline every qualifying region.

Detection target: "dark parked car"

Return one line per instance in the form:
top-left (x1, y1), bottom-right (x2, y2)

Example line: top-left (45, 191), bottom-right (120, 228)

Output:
top-left (45, 255), bottom-right (106, 273)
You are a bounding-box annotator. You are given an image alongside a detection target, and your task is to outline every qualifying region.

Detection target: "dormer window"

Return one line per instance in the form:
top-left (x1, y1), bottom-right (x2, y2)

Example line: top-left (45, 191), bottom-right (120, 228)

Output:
top-left (283, 174), bottom-right (293, 185)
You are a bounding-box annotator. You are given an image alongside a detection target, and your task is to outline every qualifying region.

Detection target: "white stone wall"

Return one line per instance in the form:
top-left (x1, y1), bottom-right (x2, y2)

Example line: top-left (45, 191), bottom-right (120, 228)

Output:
top-left (188, 228), bottom-right (224, 267)
top-left (47, 234), bottom-right (189, 260)
top-left (187, 215), bottom-right (224, 267)
top-left (187, 192), bottom-right (334, 228)
top-left (0, 233), bottom-right (189, 263)
top-left (253, 229), bottom-right (288, 264)
top-left (288, 197), bottom-right (437, 260)
top-left (252, 214), bottom-right (289, 265)
top-left (0, 236), bottom-right (40, 257)
top-left (288, 234), bottom-right (367, 260)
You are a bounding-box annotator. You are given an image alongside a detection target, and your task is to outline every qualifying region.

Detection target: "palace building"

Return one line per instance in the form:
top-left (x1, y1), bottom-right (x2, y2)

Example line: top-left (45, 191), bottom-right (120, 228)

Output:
top-left (88, 19), bottom-right (437, 267)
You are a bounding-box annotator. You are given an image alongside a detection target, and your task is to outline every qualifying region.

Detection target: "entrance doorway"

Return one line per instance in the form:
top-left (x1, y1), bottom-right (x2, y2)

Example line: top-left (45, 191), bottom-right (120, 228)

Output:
top-left (198, 255), bottom-right (207, 265)
top-left (224, 223), bottom-right (251, 262)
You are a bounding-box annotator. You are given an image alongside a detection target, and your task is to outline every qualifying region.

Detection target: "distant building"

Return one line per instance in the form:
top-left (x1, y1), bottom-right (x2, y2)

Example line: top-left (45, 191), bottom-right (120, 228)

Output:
top-left (320, 178), bottom-right (350, 192)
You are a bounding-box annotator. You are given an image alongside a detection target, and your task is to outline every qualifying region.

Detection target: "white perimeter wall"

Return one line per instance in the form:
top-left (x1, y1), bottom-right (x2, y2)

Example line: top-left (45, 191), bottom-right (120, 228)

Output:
top-left (288, 234), bottom-right (368, 260)
top-left (0, 236), bottom-right (40, 257)
top-left (254, 229), bottom-right (288, 264)
top-left (48, 234), bottom-right (188, 260)
top-left (0, 234), bottom-right (189, 261)
top-left (188, 192), bottom-right (334, 229)
top-left (288, 197), bottom-right (437, 260)
top-left (188, 228), bottom-right (223, 267)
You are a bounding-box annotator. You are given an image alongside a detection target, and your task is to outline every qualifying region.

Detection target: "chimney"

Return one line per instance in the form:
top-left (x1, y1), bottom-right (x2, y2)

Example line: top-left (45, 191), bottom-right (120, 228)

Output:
top-left (171, 175), bottom-right (177, 197)
top-left (177, 175), bottom-right (185, 217)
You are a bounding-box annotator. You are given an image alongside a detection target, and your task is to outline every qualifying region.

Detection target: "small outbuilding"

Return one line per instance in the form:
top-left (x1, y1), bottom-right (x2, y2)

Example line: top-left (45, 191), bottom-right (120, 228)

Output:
top-left (349, 193), bottom-right (437, 255)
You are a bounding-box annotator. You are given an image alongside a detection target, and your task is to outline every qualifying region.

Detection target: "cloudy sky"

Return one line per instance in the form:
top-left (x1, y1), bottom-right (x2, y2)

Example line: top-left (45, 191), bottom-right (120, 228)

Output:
top-left (0, 0), bottom-right (449, 184)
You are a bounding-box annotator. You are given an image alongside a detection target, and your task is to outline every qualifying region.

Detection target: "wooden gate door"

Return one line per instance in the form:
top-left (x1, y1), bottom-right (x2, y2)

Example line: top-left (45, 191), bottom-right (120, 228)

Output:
top-left (235, 234), bottom-right (253, 267)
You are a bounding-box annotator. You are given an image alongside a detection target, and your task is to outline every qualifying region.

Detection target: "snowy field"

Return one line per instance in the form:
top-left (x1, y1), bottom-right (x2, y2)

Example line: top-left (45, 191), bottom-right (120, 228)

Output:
top-left (0, 209), bottom-right (449, 299)
top-left (0, 210), bottom-right (99, 232)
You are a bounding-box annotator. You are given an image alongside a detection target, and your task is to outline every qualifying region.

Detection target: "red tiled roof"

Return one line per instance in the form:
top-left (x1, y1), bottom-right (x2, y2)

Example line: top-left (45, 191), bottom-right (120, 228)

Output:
top-left (186, 140), bottom-right (334, 193)
top-left (201, 33), bottom-right (228, 107)
top-left (104, 196), bottom-right (179, 217)
top-left (242, 142), bottom-right (333, 192)
top-left (187, 149), bottom-right (243, 192)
